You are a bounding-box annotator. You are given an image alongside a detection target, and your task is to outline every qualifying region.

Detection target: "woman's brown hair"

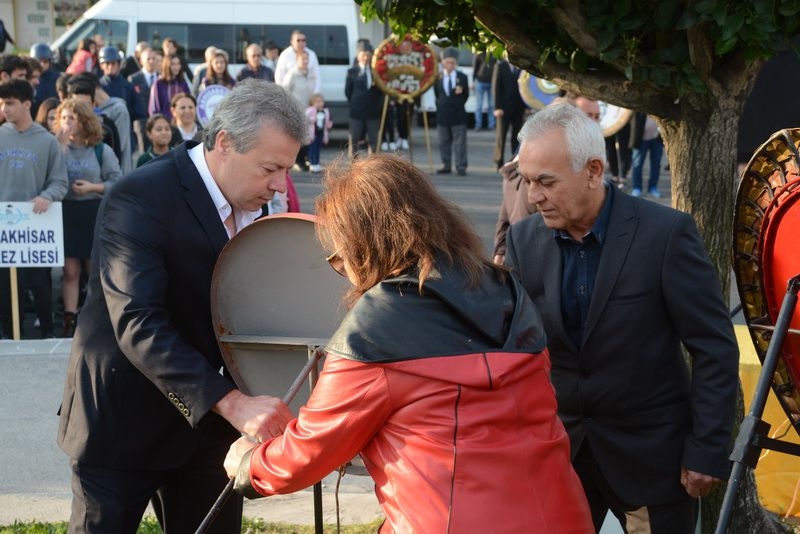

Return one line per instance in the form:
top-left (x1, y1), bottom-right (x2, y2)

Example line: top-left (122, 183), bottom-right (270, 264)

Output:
top-left (55, 97), bottom-right (103, 146)
top-left (160, 53), bottom-right (181, 81)
top-left (315, 153), bottom-right (492, 306)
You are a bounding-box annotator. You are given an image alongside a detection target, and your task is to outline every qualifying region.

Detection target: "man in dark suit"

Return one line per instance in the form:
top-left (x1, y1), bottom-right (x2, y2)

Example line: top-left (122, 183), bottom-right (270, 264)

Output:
top-left (128, 47), bottom-right (161, 152)
top-left (505, 103), bottom-right (739, 533)
top-left (492, 54), bottom-right (527, 169)
top-left (57, 79), bottom-right (306, 533)
top-left (433, 47), bottom-right (469, 175)
top-left (345, 40), bottom-right (382, 156)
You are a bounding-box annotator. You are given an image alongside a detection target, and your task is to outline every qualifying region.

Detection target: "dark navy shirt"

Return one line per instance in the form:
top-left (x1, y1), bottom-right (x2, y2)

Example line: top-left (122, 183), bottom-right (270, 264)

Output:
top-left (556, 184), bottom-right (613, 347)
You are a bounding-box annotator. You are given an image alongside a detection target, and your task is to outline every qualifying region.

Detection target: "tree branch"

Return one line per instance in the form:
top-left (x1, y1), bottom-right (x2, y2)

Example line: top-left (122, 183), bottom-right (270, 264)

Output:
top-left (550, 0), bottom-right (599, 57)
top-left (474, 4), bottom-right (681, 119)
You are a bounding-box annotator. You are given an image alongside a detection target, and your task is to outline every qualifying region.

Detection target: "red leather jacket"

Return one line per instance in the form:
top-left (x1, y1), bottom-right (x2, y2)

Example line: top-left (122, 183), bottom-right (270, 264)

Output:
top-left (236, 265), bottom-right (592, 533)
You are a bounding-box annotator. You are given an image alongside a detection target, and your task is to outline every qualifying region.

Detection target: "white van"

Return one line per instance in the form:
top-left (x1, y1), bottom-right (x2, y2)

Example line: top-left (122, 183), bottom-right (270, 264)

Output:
top-left (50, 0), bottom-right (384, 124)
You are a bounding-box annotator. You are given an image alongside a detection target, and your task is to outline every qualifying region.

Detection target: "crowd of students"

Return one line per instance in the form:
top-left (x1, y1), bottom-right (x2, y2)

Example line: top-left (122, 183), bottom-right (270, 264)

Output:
top-left (0, 31), bottom-right (338, 339)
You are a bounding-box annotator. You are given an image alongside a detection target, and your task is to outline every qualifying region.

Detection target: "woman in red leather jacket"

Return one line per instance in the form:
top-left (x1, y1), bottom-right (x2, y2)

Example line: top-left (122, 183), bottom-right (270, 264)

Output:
top-left (224, 154), bottom-right (592, 533)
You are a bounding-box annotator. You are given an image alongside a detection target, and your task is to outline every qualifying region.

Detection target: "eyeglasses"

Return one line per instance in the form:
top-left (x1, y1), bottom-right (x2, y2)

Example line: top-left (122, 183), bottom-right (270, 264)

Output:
top-left (325, 248), bottom-right (347, 277)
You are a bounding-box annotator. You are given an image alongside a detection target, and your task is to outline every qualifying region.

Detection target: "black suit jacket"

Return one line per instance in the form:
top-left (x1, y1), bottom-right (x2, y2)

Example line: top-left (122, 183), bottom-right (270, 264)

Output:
top-left (433, 70), bottom-right (469, 126)
top-left (345, 65), bottom-right (382, 120)
top-left (58, 142), bottom-right (238, 470)
top-left (505, 186), bottom-right (739, 505)
top-left (492, 61), bottom-right (526, 116)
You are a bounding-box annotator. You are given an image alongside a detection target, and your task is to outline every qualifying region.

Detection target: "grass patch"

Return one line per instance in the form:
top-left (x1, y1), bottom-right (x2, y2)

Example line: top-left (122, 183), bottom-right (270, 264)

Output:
top-left (0, 516), bottom-right (383, 533)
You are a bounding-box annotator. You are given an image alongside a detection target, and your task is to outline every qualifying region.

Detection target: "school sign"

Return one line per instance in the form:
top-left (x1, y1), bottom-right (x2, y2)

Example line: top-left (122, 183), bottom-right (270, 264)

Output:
top-left (0, 202), bottom-right (64, 267)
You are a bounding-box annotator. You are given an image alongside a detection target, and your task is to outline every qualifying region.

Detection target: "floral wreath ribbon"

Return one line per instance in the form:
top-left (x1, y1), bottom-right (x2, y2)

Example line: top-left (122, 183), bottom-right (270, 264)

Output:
top-left (371, 35), bottom-right (438, 103)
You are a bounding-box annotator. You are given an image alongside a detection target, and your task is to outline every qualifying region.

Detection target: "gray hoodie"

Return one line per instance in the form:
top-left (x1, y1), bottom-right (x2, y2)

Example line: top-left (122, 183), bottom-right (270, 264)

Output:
top-left (0, 122), bottom-right (68, 202)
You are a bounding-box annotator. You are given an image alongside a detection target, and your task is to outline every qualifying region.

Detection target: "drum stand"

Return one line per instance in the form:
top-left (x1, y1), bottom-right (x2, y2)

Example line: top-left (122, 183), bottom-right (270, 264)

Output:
top-left (196, 344), bottom-right (324, 534)
top-left (715, 274), bottom-right (800, 533)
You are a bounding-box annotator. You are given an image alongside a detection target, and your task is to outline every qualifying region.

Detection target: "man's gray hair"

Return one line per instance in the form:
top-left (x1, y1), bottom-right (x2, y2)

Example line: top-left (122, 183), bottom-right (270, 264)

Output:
top-left (203, 79), bottom-right (308, 152)
top-left (518, 103), bottom-right (606, 172)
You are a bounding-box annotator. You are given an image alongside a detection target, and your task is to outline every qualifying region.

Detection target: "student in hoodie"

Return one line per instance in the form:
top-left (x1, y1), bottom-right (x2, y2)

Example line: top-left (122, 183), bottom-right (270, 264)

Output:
top-left (224, 153), bottom-right (593, 533)
top-left (0, 79), bottom-right (68, 339)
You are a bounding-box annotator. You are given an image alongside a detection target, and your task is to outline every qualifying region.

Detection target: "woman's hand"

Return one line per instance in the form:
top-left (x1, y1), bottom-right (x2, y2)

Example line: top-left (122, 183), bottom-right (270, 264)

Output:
top-left (72, 180), bottom-right (101, 196)
top-left (224, 435), bottom-right (259, 478)
top-left (55, 126), bottom-right (71, 146)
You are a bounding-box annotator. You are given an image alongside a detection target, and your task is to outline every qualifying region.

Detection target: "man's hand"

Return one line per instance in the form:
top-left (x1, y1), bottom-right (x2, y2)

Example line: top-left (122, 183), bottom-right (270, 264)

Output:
top-left (213, 389), bottom-right (293, 443)
top-left (493, 109), bottom-right (504, 118)
top-left (30, 196), bottom-right (51, 214)
top-left (224, 435), bottom-right (258, 478)
top-left (681, 468), bottom-right (721, 498)
top-left (499, 158), bottom-right (519, 181)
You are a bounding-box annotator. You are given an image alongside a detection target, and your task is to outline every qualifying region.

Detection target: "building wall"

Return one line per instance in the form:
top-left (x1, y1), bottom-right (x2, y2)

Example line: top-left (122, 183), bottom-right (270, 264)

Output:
top-left (3, 0), bottom-right (91, 52)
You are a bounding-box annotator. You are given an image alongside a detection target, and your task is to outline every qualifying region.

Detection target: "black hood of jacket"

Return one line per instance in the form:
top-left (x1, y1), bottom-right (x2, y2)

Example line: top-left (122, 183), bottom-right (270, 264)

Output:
top-left (326, 261), bottom-right (547, 363)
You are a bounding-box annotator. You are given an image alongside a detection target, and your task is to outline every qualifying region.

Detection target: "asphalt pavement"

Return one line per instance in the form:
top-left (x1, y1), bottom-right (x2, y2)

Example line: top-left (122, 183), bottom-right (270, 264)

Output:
top-left (0, 122), bottom-right (681, 530)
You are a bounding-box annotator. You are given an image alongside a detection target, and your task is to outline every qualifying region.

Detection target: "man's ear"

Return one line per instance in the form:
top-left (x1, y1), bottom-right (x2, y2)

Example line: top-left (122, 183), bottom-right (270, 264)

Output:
top-left (215, 129), bottom-right (231, 155)
top-left (587, 158), bottom-right (605, 185)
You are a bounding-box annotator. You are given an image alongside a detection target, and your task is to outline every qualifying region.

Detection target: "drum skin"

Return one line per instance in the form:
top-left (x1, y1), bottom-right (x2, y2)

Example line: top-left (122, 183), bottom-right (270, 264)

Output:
top-left (210, 214), bottom-right (349, 411)
top-left (733, 128), bottom-right (800, 424)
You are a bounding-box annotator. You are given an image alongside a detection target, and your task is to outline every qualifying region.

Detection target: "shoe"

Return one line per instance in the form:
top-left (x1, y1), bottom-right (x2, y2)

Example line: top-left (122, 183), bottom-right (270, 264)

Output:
top-left (631, 188), bottom-right (642, 197)
top-left (435, 168), bottom-right (452, 174)
top-left (291, 163), bottom-right (303, 172)
top-left (310, 164), bottom-right (322, 173)
top-left (457, 169), bottom-right (466, 176)
top-left (388, 142), bottom-right (397, 151)
top-left (399, 139), bottom-right (409, 150)
top-left (648, 188), bottom-right (662, 198)
top-left (61, 311), bottom-right (77, 338)
top-left (380, 142), bottom-right (389, 151)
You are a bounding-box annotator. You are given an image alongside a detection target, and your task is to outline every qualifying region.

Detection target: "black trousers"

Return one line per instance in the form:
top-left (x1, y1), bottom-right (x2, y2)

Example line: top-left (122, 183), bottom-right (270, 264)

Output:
top-left (572, 441), bottom-right (697, 534)
top-left (68, 435), bottom-right (242, 534)
top-left (0, 267), bottom-right (49, 337)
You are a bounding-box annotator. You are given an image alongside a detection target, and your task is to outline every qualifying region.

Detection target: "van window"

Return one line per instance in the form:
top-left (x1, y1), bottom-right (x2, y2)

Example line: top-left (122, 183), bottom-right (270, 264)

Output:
top-left (53, 18), bottom-right (129, 67)
top-left (137, 23), bottom-right (349, 66)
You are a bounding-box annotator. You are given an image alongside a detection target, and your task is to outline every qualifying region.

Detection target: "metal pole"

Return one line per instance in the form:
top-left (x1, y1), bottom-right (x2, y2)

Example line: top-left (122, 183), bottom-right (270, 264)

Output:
top-left (715, 275), bottom-right (800, 534)
top-left (195, 348), bottom-right (323, 534)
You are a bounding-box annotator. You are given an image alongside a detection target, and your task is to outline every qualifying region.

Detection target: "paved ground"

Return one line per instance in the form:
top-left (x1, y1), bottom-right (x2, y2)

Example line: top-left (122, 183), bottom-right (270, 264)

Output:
top-left (0, 122), bottom-right (683, 530)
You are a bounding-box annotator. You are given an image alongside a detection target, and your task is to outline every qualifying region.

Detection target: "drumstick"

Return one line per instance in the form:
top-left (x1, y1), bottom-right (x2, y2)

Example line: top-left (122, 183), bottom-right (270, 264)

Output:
top-left (195, 348), bottom-right (324, 534)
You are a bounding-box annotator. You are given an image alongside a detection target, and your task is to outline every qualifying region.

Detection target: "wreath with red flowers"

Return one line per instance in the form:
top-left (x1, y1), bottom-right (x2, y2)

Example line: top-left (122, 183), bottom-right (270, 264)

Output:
top-left (371, 35), bottom-right (437, 102)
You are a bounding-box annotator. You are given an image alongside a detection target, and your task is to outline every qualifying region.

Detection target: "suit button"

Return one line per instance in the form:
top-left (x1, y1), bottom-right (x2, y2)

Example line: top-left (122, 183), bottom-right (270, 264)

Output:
top-left (182, 408), bottom-right (190, 417)
top-left (168, 392), bottom-right (175, 400)
top-left (178, 403), bottom-right (185, 410)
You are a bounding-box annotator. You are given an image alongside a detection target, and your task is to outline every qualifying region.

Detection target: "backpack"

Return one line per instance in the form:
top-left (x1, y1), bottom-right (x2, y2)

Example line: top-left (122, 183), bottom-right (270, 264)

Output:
top-left (97, 113), bottom-right (122, 165)
top-left (93, 144), bottom-right (104, 167)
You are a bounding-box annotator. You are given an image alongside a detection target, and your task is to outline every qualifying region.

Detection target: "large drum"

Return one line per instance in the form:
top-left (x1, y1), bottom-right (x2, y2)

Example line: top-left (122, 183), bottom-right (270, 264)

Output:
top-left (211, 213), bottom-right (348, 411)
top-left (734, 128), bottom-right (800, 426)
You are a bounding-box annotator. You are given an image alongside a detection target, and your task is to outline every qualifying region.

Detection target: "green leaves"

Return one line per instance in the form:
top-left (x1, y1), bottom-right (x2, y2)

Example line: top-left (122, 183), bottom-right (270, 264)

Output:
top-left (356, 0), bottom-right (799, 101)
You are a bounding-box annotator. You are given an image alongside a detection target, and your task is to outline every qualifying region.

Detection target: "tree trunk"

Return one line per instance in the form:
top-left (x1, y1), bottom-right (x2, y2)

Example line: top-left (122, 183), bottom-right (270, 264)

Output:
top-left (659, 102), bottom-right (738, 293)
top-left (660, 104), bottom-right (789, 533)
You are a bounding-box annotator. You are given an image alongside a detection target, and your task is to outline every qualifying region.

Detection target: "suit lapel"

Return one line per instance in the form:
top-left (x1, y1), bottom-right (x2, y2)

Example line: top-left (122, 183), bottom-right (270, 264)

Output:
top-left (584, 188), bottom-right (637, 340)
top-left (175, 143), bottom-right (229, 256)
top-left (532, 219), bottom-right (576, 350)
